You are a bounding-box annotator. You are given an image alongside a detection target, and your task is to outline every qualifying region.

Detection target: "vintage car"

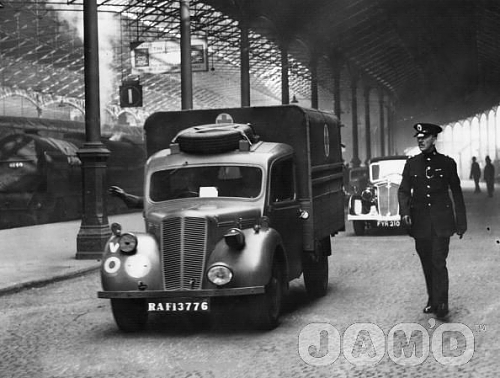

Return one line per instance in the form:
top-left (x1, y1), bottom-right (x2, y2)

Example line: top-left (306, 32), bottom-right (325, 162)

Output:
top-left (347, 156), bottom-right (408, 235)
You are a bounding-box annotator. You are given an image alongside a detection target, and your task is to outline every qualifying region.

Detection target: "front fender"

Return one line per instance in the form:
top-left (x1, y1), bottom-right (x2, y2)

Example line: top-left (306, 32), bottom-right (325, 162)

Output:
top-left (205, 227), bottom-right (285, 288)
top-left (100, 232), bottom-right (162, 292)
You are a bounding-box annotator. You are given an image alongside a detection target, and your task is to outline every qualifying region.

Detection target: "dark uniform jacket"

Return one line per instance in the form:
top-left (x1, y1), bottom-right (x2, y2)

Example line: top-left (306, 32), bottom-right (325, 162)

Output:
top-left (398, 149), bottom-right (467, 238)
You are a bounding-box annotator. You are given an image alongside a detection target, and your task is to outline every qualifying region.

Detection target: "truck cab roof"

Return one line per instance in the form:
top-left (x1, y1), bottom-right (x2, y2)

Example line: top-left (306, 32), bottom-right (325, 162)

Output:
top-left (146, 141), bottom-right (294, 170)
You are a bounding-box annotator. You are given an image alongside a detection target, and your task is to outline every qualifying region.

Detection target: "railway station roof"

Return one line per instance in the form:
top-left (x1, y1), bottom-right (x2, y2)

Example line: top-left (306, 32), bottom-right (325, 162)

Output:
top-left (1, 0), bottom-right (500, 125)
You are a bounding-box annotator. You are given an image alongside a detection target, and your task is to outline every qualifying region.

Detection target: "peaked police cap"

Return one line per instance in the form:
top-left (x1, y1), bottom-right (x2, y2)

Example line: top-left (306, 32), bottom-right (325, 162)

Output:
top-left (413, 123), bottom-right (443, 138)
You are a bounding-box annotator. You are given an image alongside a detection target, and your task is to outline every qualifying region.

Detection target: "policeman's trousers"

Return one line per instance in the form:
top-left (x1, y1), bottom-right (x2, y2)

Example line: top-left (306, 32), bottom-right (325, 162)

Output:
top-left (414, 231), bottom-right (450, 307)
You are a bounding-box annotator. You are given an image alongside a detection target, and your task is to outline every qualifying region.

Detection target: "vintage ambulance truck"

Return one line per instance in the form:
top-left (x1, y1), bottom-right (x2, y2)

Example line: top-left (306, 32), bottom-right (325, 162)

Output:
top-left (98, 105), bottom-right (345, 331)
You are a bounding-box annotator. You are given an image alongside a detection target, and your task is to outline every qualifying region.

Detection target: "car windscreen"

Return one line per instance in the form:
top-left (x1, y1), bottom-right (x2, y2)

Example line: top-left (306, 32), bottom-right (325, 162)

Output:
top-left (149, 165), bottom-right (263, 202)
top-left (370, 159), bottom-right (407, 182)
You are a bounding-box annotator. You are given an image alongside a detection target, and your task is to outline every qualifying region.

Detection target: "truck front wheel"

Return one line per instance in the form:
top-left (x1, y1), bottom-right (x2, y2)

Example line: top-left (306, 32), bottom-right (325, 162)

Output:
top-left (111, 299), bottom-right (148, 332)
top-left (248, 262), bottom-right (284, 330)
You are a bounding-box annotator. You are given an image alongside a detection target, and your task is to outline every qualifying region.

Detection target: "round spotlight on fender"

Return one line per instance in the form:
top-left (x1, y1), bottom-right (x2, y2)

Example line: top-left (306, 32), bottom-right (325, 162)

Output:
top-left (224, 228), bottom-right (245, 250)
top-left (207, 265), bottom-right (233, 286)
top-left (119, 233), bottom-right (138, 254)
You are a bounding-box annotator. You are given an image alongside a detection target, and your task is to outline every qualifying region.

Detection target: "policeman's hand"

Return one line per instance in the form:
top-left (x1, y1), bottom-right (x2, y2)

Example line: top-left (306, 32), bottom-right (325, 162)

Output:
top-left (108, 186), bottom-right (125, 198)
top-left (457, 229), bottom-right (466, 239)
top-left (402, 215), bottom-right (412, 228)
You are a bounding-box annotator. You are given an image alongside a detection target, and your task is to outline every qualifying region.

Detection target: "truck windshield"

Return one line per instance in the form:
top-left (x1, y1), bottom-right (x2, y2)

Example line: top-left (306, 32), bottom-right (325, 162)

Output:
top-left (149, 165), bottom-right (263, 201)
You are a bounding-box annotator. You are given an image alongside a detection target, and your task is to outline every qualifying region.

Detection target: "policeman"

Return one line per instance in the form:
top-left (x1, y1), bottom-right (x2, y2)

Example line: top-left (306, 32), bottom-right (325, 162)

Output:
top-left (398, 123), bottom-right (467, 318)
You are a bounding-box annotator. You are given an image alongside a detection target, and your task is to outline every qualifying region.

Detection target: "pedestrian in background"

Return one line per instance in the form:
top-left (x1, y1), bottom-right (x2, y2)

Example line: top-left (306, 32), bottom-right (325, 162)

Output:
top-left (484, 155), bottom-right (495, 198)
top-left (398, 123), bottom-right (467, 319)
top-left (470, 156), bottom-right (481, 193)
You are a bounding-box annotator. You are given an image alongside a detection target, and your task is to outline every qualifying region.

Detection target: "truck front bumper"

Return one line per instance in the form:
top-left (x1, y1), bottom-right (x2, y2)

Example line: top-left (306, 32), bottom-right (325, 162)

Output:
top-left (98, 286), bottom-right (265, 299)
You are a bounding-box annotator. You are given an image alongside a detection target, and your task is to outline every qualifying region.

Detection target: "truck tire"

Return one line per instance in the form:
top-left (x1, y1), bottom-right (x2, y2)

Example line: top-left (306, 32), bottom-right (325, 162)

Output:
top-left (175, 124), bottom-right (256, 154)
top-left (353, 220), bottom-right (366, 236)
top-left (303, 239), bottom-right (329, 298)
top-left (111, 299), bottom-right (148, 332)
top-left (248, 261), bottom-right (284, 330)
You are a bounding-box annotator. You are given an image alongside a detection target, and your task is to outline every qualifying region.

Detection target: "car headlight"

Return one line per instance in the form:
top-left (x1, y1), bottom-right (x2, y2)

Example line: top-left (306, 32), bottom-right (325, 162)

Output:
top-left (361, 188), bottom-right (373, 202)
top-left (118, 233), bottom-right (138, 254)
top-left (353, 199), bottom-right (363, 215)
top-left (207, 265), bottom-right (233, 286)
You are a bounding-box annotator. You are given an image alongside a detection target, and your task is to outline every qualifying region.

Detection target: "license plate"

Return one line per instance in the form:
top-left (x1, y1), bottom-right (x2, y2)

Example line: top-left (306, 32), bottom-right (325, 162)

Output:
top-left (147, 299), bottom-right (210, 312)
top-left (377, 220), bottom-right (400, 227)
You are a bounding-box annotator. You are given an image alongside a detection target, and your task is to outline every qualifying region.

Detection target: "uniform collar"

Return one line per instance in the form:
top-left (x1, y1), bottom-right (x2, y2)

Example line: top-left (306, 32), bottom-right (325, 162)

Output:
top-left (422, 146), bottom-right (438, 156)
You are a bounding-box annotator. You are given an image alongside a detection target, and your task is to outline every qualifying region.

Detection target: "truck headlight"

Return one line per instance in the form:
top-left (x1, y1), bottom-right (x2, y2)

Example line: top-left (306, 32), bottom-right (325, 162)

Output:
top-left (124, 254), bottom-right (151, 278)
top-left (119, 233), bottom-right (138, 254)
top-left (224, 228), bottom-right (245, 250)
top-left (207, 265), bottom-right (233, 286)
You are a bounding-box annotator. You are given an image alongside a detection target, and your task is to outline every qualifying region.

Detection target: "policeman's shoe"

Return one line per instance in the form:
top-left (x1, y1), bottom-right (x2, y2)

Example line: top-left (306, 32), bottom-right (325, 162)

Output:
top-left (423, 305), bottom-right (435, 314)
top-left (436, 304), bottom-right (449, 318)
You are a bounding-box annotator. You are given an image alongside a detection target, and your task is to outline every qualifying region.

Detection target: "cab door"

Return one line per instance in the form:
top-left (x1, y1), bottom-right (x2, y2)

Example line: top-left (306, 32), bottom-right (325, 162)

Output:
top-left (265, 157), bottom-right (302, 279)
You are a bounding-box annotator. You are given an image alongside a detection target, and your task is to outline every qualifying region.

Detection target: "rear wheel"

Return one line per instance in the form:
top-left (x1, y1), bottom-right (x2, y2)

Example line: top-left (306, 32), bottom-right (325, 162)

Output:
top-left (248, 261), bottom-right (284, 330)
top-left (303, 237), bottom-right (330, 298)
top-left (110, 299), bottom-right (148, 332)
top-left (353, 220), bottom-right (366, 236)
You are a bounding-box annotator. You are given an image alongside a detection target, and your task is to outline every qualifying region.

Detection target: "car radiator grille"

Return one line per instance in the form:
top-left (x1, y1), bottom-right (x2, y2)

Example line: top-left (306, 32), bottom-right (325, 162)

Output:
top-left (377, 183), bottom-right (399, 216)
top-left (161, 217), bottom-right (207, 290)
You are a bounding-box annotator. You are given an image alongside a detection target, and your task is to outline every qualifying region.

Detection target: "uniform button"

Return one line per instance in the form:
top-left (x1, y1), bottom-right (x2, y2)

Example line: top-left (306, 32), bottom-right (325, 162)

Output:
top-left (427, 185), bottom-right (430, 188)
top-left (427, 158), bottom-right (431, 161)
top-left (428, 203), bottom-right (431, 206)
top-left (427, 194), bottom-right (430, 197)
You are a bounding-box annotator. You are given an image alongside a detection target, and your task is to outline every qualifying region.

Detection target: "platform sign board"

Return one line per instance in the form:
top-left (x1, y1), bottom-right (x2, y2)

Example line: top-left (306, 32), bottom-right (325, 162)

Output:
top-left (131, 37), bottom-right (208, 74)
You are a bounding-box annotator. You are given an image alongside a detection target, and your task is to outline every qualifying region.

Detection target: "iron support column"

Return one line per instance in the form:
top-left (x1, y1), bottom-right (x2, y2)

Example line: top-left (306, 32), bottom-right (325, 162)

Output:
top-left (76, 0), bottom-right (111, 260)
top-left (379, 88), bottom-right (385, 157)
top-left (240, 18), bottom-right (250, 107)
top-left (310, 55), bottom-right (318, 109)
top-left (364, 85), bottom-right (372, 164)
top-left (281, 45), bottom-right (289, 104)
top-left (387, 100), bottom-right (394, 154)
top-left (332, 58), bottom-right (341, 120)
top-left (350, 74), bottom-right (360, 167)
top-left (180, 0), bottom-right (193, 110)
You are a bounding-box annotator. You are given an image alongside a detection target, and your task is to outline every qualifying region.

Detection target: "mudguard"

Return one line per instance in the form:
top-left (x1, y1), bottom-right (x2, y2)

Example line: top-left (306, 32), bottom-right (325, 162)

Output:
top-left (100, 232), bottom-right (162, 292)
top-left (205, 227), bottom-right (286, 289)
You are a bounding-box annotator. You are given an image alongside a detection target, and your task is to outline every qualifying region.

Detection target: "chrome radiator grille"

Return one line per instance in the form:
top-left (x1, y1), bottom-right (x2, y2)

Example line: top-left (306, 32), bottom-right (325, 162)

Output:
top-left (162, 217), bottom-right (207, 290)
top-left (377, 183), bottom-right (399, 216)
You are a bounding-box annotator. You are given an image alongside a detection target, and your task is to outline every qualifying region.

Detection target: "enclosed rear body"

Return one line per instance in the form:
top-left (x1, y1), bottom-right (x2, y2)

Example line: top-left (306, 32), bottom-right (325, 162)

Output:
top-left (144, 105), bottom-right (345, 248)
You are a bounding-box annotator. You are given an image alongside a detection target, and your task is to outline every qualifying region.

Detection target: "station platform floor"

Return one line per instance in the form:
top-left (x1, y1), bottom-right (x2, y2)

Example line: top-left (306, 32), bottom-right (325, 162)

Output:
top-left (0, 179), bottom-right (494, 296)
top-left (0, 212), bottom-right (144, 296)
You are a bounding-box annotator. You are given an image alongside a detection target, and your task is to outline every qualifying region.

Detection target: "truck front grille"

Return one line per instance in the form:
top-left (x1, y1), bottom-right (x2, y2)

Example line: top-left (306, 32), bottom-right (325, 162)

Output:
top-left (162, 217), bottom-right (207, 290)
top-left (377, 183), bottom-right (399, 216)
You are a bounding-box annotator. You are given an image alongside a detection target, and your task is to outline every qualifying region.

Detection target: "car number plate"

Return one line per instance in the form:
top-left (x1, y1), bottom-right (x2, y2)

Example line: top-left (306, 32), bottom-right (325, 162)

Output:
top-left (147, 299), bottom-right (210, 312)
top-left (377, 220), bottom-right (401, 227)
